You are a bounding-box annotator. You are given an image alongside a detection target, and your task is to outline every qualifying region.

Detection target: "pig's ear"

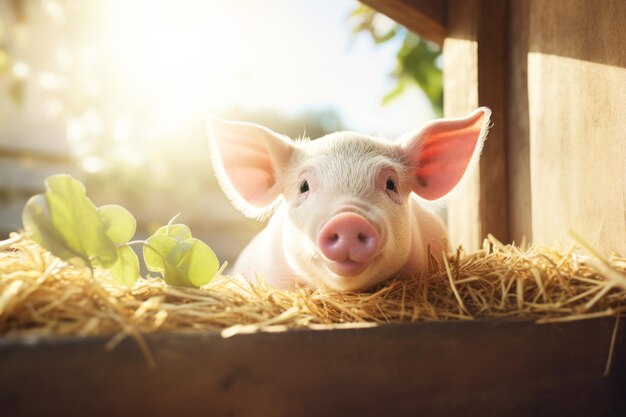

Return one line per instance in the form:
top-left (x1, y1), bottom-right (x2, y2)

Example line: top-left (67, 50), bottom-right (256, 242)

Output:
top-left (400, 107), bottom-right (491, 201)
top-left (207, 117), bottom-right (295, 219)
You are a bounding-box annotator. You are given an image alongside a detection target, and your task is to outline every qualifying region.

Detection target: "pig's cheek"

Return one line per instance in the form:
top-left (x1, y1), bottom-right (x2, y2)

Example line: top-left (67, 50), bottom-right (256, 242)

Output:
top-left (291, 192), bottom-right (309, 208)
top-left (385, 190), bottom-right (404, 206)
top-left (380, 206), bottom-right (413, 268)
top-left (281, 215), bottom-right (322, 283)
top-left (286, 202), bottom-right (321, 243)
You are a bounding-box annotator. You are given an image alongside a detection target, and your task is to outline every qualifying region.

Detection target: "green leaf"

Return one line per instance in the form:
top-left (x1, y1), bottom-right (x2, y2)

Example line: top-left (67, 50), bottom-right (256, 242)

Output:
top-left (44, 175), bottom-right (118, 268)
top-left (98, 204), bottom-right (136, 244)
top-left (22, 174), bottom-right (221, 289)
top-left (109, 246), bottom-right (140, 286)
top-left (144, 235), bottom-right (177, 275)
top-left (161, 257), bottom-right (189, 287)
top-left (22, 194), bottom-right (87, 266)
top-left (391, 34), bottom-right (443, 115)
top-left (382, 79), bottom-right (408, 106)
top-left (349, 3), bottom-right (444, 116)
top-left (177, 238), bottom-right (219, 287)
top-left (154, 223), bottom-right (192, 241)
top-left (348, 3), bottom-right (373, 18)
top-left (372, 28), bottom-right (397, 44)
top-left (144, 234), bottom-right (219, 288)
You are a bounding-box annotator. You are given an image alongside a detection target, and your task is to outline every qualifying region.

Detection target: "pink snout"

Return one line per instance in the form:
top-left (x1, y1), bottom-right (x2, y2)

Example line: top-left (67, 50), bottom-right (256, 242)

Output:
top-left (318, 212), bottom-right (380, 276)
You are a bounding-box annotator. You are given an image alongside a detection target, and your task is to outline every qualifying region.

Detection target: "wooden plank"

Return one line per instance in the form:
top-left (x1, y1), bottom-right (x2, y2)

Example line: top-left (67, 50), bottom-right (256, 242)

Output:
top-left (0, 319), bottom-right (624, 417)
top-left (444, 0), bottom-right (509, 250)
top-left (360, 0), bottom-right (446, 45)
top-left (443, 6), bottom-right (481, 250)
top-left (528, 0), bottom-right (626, 255)
top-left (506, 0), bottom-right (532, 245)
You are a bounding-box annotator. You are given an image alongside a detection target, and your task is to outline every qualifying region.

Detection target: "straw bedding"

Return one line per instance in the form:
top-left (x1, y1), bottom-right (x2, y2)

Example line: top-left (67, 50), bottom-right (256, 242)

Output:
top-left (1, 232), bottom-right (625, 343)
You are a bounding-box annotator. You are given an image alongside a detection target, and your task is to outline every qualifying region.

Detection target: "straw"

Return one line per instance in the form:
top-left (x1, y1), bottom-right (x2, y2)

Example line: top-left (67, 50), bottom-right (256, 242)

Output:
top-left (0, 232), bottom-right (625, 340)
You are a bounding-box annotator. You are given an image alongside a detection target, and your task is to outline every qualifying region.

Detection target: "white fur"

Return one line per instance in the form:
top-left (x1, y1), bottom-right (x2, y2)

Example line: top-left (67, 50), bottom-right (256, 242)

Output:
top-left (207, 108), bottom-right (491, 291)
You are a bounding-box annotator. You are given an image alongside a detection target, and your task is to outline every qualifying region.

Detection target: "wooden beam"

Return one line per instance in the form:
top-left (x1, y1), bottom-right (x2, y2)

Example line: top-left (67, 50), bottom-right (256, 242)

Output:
top-left (360, 0), bottom-right (446, 45)
top-left (444, 0), bottom-right (509, 250)
top-left (0, 319), bottom-right (624, 416)
top-left (506, 0), bottom-right (532, 245)
top-left (527, 0), bottom-right (626, 255)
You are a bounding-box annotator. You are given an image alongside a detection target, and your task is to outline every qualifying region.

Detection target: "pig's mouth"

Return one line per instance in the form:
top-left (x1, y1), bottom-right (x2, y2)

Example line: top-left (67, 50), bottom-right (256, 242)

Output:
top-left (326, 259), bottom-right (369, 277)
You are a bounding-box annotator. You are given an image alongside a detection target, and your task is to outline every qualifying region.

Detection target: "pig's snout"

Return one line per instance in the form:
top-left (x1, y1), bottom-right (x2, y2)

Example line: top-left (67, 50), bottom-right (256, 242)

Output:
top-left (318, 212), bottom-right (379, 276)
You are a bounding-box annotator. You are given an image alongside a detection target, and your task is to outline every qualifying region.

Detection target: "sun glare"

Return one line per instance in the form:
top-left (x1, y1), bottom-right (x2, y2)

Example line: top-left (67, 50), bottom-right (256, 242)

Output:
top-left (15, 0), bottom-right (435, 172)
top-left (95, 1), bottom-right (242, 135)
top-left (0, 0), bottom-right (440, 263)
top-left (77, 0), bottom-right (354, 143)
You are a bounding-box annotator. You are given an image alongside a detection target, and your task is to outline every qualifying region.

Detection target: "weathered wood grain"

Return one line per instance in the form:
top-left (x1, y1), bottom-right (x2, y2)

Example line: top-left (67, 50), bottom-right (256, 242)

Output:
top-left (506, 0), bottom-right (532, 245)
top-left (0, 319), bottom-right (623, 417)
top-left (444, 0), bottom-right (510, 251)
top-left (528, 0), bottom-right (626, 255)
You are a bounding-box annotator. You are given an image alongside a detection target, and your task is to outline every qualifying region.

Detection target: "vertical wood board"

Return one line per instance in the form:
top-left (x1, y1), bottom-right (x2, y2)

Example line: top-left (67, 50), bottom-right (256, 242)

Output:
top-left (506, 0), bottom-right (532, 244)
top-left (444, 0), bottom-right (509, 250)
top-left (528, 0), bottom-right (626, 254)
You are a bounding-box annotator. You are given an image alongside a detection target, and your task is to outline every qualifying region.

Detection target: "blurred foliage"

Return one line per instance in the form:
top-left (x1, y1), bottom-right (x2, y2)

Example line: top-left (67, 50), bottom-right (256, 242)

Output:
top-left (0, 1), bottom-right (27, 107)
top-left (0, 0), bottom-right (344, 198)
top-left (0, 0), bottom-right (347, 260)
top-left (349, 4), bottom-right (442, 115)
top-left (83, 107), bottom-right (343, 199)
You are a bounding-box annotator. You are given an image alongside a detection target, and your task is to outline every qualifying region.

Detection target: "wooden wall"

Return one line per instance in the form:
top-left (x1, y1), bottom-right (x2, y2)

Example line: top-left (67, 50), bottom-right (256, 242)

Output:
top-left (527, 0), bottom-right (626, 255)
top-left (506, 0), bottom-right (532, 245)
top-left (367, 0), bottom-right (626, 255)
top-left (443, 0), bottom-right (509, 250)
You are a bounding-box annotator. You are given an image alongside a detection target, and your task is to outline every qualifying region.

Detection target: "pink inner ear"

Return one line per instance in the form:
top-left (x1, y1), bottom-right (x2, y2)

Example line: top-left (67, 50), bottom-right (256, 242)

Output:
top-left (209, 119), bottom-right (293, 209)
top-left (219, 141), bottom-right (277, 206)
top-left (406, 109), bottom-right (489, 201)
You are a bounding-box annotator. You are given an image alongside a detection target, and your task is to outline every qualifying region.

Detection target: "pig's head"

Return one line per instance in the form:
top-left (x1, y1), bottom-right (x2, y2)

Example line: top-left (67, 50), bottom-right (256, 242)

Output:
top-left (208, 108), bottom-right (491, 291)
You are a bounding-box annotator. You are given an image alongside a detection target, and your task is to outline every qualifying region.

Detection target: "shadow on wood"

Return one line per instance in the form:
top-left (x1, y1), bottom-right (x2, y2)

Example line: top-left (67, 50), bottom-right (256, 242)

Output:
top-left (0, 318), bottom-right (625, 417)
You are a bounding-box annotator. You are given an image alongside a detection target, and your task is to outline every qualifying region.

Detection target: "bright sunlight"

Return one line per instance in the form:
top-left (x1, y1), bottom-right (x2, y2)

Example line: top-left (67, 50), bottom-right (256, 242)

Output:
top-left (0, 0), bottom-right (438, 263)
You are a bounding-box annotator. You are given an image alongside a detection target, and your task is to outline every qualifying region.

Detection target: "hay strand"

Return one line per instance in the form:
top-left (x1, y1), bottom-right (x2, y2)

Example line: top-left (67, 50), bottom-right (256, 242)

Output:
top-left (604, 315), bottom-right (621, 378)
top-left (0, 233), bottom-right (625, 340)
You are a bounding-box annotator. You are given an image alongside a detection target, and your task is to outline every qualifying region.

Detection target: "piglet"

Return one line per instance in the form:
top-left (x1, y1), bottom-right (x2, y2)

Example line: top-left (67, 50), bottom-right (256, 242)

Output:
top-left (208, 108), bottom-right (490, 291)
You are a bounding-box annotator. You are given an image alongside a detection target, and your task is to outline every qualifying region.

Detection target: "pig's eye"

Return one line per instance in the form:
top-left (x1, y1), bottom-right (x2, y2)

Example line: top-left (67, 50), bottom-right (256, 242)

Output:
top-left (385, 178), bottom-right (397, 192)
top-left (299, 180), bottom-right (310, 194)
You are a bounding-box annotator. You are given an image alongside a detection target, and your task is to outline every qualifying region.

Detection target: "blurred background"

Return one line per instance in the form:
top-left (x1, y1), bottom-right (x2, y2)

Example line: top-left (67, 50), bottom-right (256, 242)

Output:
top-left (0, 0), bottom-right (441, 265)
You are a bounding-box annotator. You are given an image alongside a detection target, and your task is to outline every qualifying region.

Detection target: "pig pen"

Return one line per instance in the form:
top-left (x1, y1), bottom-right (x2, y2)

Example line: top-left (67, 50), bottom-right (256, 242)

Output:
top-left (2, 0), bottom-right (626, 414)
top-left (1, 233), bottom-right (625, 416)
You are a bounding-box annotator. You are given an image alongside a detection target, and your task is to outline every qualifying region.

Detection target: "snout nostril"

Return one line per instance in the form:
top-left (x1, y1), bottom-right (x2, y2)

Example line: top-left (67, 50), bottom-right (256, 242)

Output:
top-left (318, 212), bottom-right (379, 263)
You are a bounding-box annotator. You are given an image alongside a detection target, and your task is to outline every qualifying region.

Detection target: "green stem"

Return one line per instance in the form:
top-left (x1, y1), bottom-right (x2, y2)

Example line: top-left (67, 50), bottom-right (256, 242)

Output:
top-left (165, 213), bottom-right (181, 234)
top-left (120, 240), bottom-right (147, 248)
